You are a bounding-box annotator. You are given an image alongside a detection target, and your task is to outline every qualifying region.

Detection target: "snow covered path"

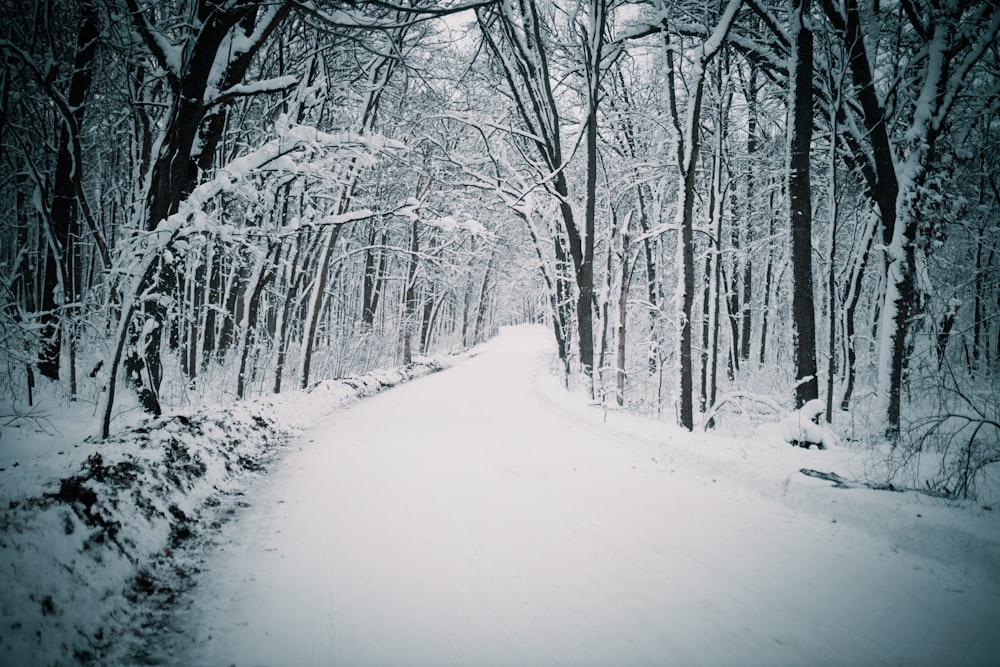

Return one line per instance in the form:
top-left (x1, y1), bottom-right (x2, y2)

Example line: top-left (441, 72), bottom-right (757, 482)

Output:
top-left (171, 327), bottom-right (999, 666)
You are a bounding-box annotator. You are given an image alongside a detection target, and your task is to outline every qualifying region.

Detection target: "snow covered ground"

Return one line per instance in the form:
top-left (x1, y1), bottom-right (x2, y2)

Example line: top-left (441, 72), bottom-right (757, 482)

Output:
top-left (0, 352), bottom-right (472, 666)
top-left (135, 325), bottom-right (1000, 667)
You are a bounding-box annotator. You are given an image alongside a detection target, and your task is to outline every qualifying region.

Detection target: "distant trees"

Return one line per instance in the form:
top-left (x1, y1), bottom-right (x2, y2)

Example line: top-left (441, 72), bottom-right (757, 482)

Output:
top-left (1, 0), bottom-right (105, 393)
top-left (475, 0), bottom-right (602, 389)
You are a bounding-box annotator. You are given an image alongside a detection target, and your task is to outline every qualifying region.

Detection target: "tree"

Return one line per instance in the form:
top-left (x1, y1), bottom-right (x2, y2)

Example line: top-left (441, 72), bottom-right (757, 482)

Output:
top-left (816, 0), bottom-right (1000, 437)
top-left (659, 0), bottom-right (744, 430)
top-left (121, 0), bottom-right (293, 414)
top-left (1, 0), bottom-right (107, 391)
top-left (788, 0), bottom-right (817, 408)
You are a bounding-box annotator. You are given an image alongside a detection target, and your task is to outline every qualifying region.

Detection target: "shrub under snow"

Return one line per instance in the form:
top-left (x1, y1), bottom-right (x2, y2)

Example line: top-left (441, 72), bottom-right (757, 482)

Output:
top-left (780, 398), bottom-right (838, 450)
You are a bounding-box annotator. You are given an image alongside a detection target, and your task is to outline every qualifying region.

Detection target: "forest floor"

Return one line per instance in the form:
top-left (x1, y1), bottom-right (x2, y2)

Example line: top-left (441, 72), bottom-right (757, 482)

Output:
top-left (3, 325), bottom-right (1000, 666)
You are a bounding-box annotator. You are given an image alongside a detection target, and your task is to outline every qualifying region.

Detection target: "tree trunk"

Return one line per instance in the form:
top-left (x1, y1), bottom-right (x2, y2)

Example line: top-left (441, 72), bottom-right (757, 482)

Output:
top-left (663, 0), bottom-right (742, 430)
top-left (139, 1), bottom-right (287, 230)
top-left (826, 170), bottom-right (838, 423)
top-left (700, 243), bottom-right (713, 416)
top-left (403, 221), bottom-right (420, 364)
top-left (579, 0), bottom-right (604, 386)
top-left (599, 217), bottom-right (617, 392)
top-left (274, 228), bottom-right (309, 394)
top-left (937, 301), bottom-right (959, 369)
top-left (362, 225), bottom-right (385, 327)
top-left (838, 213), bottom-right (876, 411)
top-left (301, 223), bottom-right (344, 387)
top-left (667, 43), bottom-right (707, 431)
top-left (237, 243), bottom-right (280, 399)
top-left (121, 0), bottom-right (289, 414)
top-left (739, 66), bottom-right (757, 362)
top-left (617, 213), bottom-right (630, 406)
top-left (789, 0), bottom-right (818, 408)
top-left (38, 1), bottom-right (99, 381)
top-left (473, 250), bottom-right (497, 345)
top-left (825, 58), bottom-right (846, 423)
top-left (759, 189), bottom-right (777, 365)
top-left (420, 289), bottom-right (435, 353)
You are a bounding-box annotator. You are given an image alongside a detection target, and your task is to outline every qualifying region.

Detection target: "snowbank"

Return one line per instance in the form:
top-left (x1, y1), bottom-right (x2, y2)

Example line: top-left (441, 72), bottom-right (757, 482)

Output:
top-left (0, 352), bottom-right (471, 666)
top-left (532, 362), bottom-right (1000, 590)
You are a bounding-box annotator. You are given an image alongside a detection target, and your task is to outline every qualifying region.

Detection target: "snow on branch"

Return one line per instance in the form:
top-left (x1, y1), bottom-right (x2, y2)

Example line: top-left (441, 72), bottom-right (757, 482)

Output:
top-left (293, 0), bottom-right (495, 30)
top-left (701, 0), bottom-right (744, 66)
top-left (101, 117), bottom-right (403, 437)
top-left (119, 113), bottom-right (405, 283)
top-left (204, 4), bottom-right (292, 103)
top-left (938, 8), bottom-right (1000, 129)
top-left (122, 0), bottom-right (181, 82)
top-left (701, 391), bottom-right (784, 431)
top-left (206, 75), bottom-right (300, 107)
top-left (438, 111), bottom-right (546, 146)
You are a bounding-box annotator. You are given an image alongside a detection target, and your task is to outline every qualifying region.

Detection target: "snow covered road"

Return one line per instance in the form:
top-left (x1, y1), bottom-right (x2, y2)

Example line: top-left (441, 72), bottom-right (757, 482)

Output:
top-left (168, 326), bottom-right (1000, 666)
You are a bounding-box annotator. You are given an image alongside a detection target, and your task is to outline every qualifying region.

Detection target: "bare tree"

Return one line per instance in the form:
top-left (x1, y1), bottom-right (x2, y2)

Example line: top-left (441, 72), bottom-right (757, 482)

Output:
top-left (788, 0), bottom-right (817, 408)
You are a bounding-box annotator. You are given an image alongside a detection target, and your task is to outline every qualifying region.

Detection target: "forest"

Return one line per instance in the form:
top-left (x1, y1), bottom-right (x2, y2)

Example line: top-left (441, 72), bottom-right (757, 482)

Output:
top-left (2, 0), bottom-right (999, 495)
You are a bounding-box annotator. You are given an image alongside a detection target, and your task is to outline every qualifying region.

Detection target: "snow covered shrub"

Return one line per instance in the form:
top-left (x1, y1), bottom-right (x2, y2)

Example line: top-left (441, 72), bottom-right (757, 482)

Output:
top-left (856, 353), bottom-right (1000, 501)
top-left (0, 309), bottom-right (41, 407)
top-left (781, 398), bottom-right (838, 450)
top-left (700, 391), bottom-right (784, 434)
top-left (900, 373), bottom-right (1000, 499)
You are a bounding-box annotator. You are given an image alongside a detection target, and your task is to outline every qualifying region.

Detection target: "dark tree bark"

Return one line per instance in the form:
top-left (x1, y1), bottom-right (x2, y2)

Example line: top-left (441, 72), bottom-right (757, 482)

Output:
top-left (473, 250), bottom-right (497, 345)
top-left (665, 39), bottom-right (705, 432)
top-left (237, 243), bottom-right (280, 399)
top-left (662, 0), bottom-right (742, 430)
top-left (937, 301), bottom-right (959, 369)
top-left (201, 247), bottom-right (222, 364)
top-left (368, 232), bottom-right (388, 327)
top-left (134, 1), bottom-right (290, 230)
top-left (739, 65), bottom-right (757, 362)
top-left (789, 0), bottom-right (818, 408)
top-left (38, 1), bottom-right (99, 382)
top-left (403, 221), bottom-right (420, 365)
top-left (420, 289), bottom-right (435, 352)
top-left (616, 213), bottom-right (630, 406)
top-left (578, 0), bottom-right (606, 384)
top-left (838, 214), bottom-right (876, 411)
top-left (759, 187), bottom-right (777, 365)
top-left (216, 255), bottom-right (248, 361)
top-left (362, 225), bottom-right (382, 326)
top-left (274, 228), bottom-right (309, 394)
top-left (699, 238), bottom-right (713, 416)
top-left (301, 223), bottom-right (345, 387)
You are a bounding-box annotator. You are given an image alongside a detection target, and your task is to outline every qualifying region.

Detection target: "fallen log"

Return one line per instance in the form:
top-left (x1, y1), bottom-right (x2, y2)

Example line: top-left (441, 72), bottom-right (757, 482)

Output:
top-left (799, 468), bottom-right (899, 492)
